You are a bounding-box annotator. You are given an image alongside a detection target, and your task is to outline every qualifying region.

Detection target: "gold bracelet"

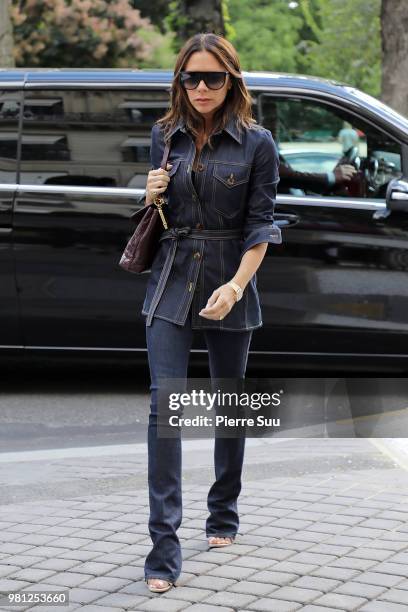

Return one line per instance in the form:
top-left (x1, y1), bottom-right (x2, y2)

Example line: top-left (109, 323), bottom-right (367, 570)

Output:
top-left (226, 280), bottom-right (243, 302)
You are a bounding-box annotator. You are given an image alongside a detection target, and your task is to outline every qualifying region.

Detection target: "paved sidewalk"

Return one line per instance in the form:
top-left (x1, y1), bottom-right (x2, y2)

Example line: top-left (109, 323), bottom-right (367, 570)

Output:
top-left (1, 439), bottom-right (408, 611)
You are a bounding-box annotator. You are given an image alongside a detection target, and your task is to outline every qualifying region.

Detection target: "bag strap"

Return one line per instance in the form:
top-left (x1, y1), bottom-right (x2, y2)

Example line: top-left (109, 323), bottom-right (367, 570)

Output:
top-left (160, 138), bottom-right (171, 170)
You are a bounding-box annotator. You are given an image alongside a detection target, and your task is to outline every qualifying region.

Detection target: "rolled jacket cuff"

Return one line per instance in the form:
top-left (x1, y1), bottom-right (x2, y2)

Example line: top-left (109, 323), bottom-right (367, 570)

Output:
top-left (241, 224), bottom-right (282, 258)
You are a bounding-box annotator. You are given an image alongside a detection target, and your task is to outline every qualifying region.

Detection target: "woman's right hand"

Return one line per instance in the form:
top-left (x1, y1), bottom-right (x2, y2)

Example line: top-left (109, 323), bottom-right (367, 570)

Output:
top-left (145, 163), bottom-right (173, 205)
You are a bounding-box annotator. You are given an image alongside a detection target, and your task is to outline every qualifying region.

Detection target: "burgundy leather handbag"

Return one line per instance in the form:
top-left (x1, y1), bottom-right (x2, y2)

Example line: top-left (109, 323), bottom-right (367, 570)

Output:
top-left (119, 138), bottom-right (171, 274)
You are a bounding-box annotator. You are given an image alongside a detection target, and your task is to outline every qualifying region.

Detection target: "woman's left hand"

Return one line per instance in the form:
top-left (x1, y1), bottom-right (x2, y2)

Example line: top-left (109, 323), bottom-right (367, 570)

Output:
top-left (199, 284), bottom-right (237, 320)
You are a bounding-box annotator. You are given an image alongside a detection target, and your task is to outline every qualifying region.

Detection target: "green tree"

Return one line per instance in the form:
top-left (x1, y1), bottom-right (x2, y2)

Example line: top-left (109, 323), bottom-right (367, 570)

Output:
top-left (0, 0), bottom-right (15, 67)
top-left (227, 0), bottom-right (381, 96)
top-left (10, 0), bottom-right (158, 68)
top-left (166, 0), bottom-right (232, 56)
top-left (381, 0), bottom-right (408, 116)
top-left (298, 0), bottom-right (381, 96)
top-left (228, 0), bottom-right (303, 72)
top-left (130, 0), bottom-right (171, 35)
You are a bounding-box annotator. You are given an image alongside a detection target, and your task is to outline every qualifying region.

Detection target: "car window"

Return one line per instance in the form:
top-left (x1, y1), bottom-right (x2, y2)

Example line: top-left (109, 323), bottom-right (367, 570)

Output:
top-left (255, 94), bottom-right (403, 200)
top-left (0, 90), bottom-right (21, 184)
top-left (19, 88), bottom-right (169, 188)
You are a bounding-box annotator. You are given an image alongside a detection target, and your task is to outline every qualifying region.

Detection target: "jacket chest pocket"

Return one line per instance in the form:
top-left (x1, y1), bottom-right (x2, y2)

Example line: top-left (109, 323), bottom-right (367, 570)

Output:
top-left (212, 162), bottom-right (251, 218)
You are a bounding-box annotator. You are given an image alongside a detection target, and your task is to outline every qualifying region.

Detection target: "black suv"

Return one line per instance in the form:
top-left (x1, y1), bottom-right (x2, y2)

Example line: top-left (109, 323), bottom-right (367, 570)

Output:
top-left (1, 69), bottom-right (408, 371)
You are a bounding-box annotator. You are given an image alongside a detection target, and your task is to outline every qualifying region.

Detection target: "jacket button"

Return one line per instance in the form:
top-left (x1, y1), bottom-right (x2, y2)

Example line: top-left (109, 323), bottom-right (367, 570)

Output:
top-left (196, 223), bottom-right (203, 229)
top-left (193, 251), bottom-right (201, 259)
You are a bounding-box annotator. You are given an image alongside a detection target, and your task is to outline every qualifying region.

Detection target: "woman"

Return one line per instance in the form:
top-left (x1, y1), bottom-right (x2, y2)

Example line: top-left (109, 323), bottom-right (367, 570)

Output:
top-left (142, 32), bottom-right (282, 593)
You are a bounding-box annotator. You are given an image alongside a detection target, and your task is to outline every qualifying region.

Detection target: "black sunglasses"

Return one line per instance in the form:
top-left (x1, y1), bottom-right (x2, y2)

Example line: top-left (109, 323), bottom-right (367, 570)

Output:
top-left (180, 71), bottom-right (230, 90)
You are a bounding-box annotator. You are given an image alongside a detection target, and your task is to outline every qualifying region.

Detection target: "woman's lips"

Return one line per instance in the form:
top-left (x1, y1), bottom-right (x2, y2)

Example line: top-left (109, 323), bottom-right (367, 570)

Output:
top-left (196, 99), bottom-right (210, 103)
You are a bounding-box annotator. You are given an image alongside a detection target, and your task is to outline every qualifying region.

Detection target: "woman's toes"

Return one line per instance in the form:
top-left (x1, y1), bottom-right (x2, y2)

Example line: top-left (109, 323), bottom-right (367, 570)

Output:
top-left (149, 579), bottom-right (168, 588)
top-left (209, 536), bottom-right (231, 544)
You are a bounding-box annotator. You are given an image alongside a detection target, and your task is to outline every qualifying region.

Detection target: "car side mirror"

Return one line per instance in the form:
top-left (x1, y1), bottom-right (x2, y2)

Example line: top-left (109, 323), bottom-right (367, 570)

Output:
top-left (386, 177), bottom-right (408, 212)
top-left (372, 177), bottom-right (408, 220)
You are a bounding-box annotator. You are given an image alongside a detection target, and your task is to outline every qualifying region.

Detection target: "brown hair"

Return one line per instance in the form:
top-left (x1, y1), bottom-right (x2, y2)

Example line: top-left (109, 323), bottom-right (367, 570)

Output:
top-left (157, 32), bottom-right (257, 148)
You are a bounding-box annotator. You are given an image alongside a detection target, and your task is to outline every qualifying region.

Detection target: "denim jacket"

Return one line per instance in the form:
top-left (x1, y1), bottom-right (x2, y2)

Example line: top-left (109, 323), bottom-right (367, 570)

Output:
top-left (141, 115), bottom-right (282, 331)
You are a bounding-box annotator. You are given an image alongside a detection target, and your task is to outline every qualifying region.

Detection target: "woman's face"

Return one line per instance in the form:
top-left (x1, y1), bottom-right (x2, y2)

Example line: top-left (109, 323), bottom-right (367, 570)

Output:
top-left (182, 50), bottom-right (232, 124)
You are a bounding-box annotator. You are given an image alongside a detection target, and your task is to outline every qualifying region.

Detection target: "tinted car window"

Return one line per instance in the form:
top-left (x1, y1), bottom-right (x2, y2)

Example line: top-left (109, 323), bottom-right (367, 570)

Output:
top-left (257, 94), bottom-right (403, 199)
top-left (0, 90), bottom-right (21, 183)
top-left (20, 88), bottom-right (170, 188)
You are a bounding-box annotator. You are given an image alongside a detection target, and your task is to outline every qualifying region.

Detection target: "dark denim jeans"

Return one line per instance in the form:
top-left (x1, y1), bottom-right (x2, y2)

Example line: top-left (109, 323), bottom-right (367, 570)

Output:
top-left (144, 306), bottom-right (253, 583)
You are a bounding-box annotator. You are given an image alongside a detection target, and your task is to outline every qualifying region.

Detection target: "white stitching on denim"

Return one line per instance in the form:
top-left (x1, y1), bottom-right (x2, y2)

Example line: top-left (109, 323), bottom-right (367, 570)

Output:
top-left (147, 313), bottom-right (189, 326)
top-left (213, 162), bottom-right (251, 187)
top-left (192, 243), bottom-right (204, 327)
top-left (212, 159), bottom-right (252, 166)
top-left (212, 164), bottom-right (249, 218)
top-left (191, 147), bottom-right (209, 225)
top-left (146, 240), bottom-right (180, 326)
top-left (174, 239), bottom-right (197, 322)
top-left (196, 147), bottom-right (209, 225)
top-left (220, 239), bottom-right (225, 330)
top-left (145, 126), bottom-right (271, 332)
top-left (178, 240), bottom-right (204, 324)
top-left (200, 241), bottom-right (205, 321)
top-left (191, 321), bottom-right (262, 331)
top-left (244, 278), bottom-right (249, 329)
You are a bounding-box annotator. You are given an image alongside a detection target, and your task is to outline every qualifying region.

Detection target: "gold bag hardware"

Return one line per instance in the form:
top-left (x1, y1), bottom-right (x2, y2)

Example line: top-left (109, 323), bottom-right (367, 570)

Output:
top-left (153, 194), bottom-right (169, 229)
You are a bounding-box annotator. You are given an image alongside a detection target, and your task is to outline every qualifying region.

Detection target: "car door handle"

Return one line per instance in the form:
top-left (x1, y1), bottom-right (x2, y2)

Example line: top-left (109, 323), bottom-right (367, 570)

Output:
top-left (274, 213), bottom-right (299, 227)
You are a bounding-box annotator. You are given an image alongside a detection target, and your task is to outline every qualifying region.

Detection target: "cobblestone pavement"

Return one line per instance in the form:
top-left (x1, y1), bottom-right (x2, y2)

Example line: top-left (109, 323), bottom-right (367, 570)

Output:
top-left (1, 439), bottom-right (408, 611)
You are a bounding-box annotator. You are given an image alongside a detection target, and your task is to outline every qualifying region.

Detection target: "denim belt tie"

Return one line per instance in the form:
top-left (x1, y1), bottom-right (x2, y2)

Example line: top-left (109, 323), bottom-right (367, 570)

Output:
top-left (159, 227), bottom-right (243, 241)
top-left (146, 227), bottom-right (243, 325)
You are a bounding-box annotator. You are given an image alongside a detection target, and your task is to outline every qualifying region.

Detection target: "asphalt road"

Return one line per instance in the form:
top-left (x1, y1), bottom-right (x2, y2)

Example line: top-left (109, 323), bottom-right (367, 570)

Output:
top-left (0, 359), bottom-right (152, 452)
top-left (1, 358), bottom-right (408, 454)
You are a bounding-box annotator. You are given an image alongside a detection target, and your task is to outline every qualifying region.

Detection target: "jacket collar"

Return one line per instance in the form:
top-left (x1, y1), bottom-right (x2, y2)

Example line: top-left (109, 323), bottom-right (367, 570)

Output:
top-left (166, 115), bottom-right (242, 144)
